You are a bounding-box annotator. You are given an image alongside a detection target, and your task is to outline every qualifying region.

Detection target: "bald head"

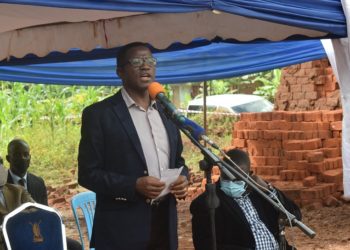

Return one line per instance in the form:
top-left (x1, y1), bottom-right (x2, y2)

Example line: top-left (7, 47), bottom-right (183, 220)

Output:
top-left (6, 139), bottom-right (31, 177)
top-left (7, 139), bottom-right (29, 153)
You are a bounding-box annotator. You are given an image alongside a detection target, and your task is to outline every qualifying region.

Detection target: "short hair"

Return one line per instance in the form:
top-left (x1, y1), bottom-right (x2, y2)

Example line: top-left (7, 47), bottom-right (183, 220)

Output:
top-left (7, 138), bottom-right (29, 154)
top-left (224, 149), bottom-right (250, 167)
top-left (116, 42), bottom-right (151, 68)
top-left (221, 149), bottom-right (250, 180)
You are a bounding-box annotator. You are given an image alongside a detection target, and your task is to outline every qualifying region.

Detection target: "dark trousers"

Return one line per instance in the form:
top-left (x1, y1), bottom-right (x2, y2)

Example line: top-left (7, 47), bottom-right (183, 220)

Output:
top-left (148, 197), bottom-right (170, 250)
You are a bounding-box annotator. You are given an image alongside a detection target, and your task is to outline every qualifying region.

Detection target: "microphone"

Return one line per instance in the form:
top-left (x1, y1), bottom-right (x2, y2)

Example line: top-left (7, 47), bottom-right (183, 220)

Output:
top-left (148, 82), bottom-right (219, 149)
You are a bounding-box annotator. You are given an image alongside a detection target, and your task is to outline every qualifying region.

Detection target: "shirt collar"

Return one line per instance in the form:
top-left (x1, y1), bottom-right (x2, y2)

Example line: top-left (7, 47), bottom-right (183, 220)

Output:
top-left (121, 87), bottom-right (156, 109)
top-left (9, 169), bottom-right (27, 183)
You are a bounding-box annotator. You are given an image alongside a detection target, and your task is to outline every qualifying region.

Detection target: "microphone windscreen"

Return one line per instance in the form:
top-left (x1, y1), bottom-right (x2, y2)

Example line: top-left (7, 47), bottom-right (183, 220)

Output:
top-left (148, 82), bottom-right (165, 100)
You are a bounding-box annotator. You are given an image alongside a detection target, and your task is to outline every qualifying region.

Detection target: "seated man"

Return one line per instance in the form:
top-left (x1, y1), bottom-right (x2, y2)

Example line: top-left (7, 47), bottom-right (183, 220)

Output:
top-left (0, 157), bottom-right (34, 250)
top-left (190, 149), bottom-right (301, 250)
top-left (5, 139), bottom-right (81, 250)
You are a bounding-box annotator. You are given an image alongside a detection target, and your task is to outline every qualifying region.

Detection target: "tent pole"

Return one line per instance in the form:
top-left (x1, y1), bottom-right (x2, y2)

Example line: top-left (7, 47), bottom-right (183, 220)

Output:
top-left (203, 81), bottom-right (208, 146)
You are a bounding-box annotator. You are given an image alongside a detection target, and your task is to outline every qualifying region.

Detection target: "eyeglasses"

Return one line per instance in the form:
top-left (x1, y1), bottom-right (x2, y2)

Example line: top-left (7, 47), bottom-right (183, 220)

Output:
top-left (126, 57), bottom-right (157, 67)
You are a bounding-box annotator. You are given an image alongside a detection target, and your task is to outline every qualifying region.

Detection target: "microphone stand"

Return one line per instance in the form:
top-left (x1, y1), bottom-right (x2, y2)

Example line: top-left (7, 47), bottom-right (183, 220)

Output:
top-left (199, 158), bottom-right (220, 250)
top-left (177, 126), bottom-right (316, 244)
top-left (278, 215), bottom-right (288, 250)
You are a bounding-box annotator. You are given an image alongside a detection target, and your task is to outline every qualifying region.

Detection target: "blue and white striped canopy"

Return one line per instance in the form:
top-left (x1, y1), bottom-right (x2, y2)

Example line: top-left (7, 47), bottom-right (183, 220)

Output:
top-left (0, 0), bottom-right (345, 85)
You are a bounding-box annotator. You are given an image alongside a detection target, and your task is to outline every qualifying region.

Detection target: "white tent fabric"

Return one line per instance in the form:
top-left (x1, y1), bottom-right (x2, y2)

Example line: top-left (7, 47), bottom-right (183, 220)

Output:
top-left (322, 0), bottom-right (350, 199)
top-left (0, 3), bottom-right (143, 33)
top-left (0, 5), bottom-right (327, 60)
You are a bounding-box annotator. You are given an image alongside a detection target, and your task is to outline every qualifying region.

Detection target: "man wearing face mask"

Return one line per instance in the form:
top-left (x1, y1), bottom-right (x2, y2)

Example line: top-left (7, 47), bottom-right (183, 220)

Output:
top-left (190, 149), bottom-right (301, 250)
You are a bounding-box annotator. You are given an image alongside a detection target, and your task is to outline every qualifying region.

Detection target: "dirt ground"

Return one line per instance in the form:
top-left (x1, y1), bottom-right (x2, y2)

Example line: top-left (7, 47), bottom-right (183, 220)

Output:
top-left (178, 200), bottom-right (350, 250)
top-left (61, 198), bottom-right (350, 250)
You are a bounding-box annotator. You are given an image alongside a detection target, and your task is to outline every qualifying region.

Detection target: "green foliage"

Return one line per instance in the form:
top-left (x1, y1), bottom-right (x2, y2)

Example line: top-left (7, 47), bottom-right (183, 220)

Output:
top-left (253, 69), bottom-right (281, 102)
top-left (164, 84), bottom-right (173, 99)
top-left (0, 81), bottom-right (116, 185)
top-left (0, 81), bottom-right (237, 184)
top-left (190, 69), bottom-right (280, 101)
top-left (192, 79), bottom-right (237, 99)
top-left (8, 124), bottom-right (81, 184)
top-left (181, 113), bottom-right (236, 172)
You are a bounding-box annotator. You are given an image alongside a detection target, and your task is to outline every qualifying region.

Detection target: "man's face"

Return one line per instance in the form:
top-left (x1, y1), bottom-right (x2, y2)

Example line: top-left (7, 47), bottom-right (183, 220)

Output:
top-left (6, 142), bottom-right (31, 177)
top-left (240, 164), bottom-right (250, 176)
top-left (117, 46), bottom-right (156, 92)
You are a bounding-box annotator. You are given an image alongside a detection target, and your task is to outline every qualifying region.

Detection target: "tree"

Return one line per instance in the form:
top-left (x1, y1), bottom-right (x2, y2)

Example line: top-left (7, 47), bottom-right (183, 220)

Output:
top-left (253, 69), bottom-right (281, 102)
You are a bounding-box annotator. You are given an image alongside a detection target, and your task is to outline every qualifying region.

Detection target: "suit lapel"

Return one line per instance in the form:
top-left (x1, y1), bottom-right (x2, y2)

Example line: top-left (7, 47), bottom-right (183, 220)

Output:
top-left (219, 189), bottom-right (252, 231)
top-left (0, 188), bottom-right (8, 215)
top-left (26, 173), bottom-right (33, 194)
top-left (110, 91), bottom-right (147, 166)
top-left (7, 171), bottom-right (32, 194)
top-left (6, 174), bottom-right (14, 185)
top-left (2, 185), bottom-right (15, 212)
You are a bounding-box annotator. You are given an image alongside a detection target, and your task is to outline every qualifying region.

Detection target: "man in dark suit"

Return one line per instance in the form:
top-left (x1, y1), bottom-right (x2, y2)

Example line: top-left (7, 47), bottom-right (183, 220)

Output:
top-left (78, 42), bottom-right (189, 250)
top-left (6, 139), bottom-right (47, 205)
top-left (190, 149), bottom-right (301, 250)
top-left (5, 139), bottom-right (82, 250)
top-left (0, 155), bottom-right (34, 223)
top-left (0, 158), bottom-right (34, 250)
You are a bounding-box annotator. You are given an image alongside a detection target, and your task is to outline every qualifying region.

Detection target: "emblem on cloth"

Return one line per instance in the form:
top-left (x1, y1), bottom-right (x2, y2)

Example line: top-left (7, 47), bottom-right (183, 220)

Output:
top-left (29, 221), bottom-right (44, 243)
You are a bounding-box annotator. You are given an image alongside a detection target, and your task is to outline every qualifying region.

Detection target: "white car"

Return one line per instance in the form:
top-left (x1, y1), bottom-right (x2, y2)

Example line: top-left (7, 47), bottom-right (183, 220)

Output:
top-left (187, 94), bottom-right (274, 115)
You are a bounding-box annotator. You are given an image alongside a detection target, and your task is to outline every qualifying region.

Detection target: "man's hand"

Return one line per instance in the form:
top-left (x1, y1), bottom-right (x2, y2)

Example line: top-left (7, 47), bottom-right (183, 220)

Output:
top-left (170, 175), bottom-right (189, 200)
top-left (136, 176), bottom-right (165, 199)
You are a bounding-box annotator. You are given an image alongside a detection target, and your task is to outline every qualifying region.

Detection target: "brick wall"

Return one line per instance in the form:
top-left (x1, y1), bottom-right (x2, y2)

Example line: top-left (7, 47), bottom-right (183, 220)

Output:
top-left (232, 110), bottom-right (343, 208)
top-left (275, 59), bottom-right (341, 111)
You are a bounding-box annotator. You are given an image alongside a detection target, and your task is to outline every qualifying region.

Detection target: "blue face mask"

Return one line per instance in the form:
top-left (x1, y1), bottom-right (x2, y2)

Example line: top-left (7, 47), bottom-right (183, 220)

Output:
top-left (220, 180), bottom-right (246, 198)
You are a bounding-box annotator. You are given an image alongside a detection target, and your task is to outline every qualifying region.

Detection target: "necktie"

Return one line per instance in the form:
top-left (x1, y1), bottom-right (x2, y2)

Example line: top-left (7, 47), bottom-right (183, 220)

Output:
top-left (18, 178), bottom-right (26, 187)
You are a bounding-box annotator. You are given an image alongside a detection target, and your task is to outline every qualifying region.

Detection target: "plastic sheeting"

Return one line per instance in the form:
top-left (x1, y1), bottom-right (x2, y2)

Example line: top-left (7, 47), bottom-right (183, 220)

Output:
top-left (321, 0), bottom-right (350, 199)
top-left (0, 0), bottom-right (346, 35)
top-left (0, 40), bottom-right (326, 85)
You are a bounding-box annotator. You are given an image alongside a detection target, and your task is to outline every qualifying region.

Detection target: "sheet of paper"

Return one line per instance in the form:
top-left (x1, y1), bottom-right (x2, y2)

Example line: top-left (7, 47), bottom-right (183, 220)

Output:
top-left (153, 166), bottom-right (183, 201)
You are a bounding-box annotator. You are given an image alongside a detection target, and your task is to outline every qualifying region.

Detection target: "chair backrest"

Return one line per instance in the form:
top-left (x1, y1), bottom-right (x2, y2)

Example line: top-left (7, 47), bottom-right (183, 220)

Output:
top-left (71, 191), bottom-right (96, 250)
top-left (2, 202), bottom-right (67, 250)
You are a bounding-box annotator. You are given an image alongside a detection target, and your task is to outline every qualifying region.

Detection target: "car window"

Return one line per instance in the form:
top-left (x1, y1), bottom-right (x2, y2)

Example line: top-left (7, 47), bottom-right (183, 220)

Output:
top-left (231, 99), bottom-right (273, 113)
top-left (188, 105), bottom-right (217, 112)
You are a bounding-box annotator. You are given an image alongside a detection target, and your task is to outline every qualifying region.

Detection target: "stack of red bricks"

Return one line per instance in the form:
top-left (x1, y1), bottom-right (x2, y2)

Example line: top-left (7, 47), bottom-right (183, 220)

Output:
top-left (232, 109), bottom-right (343, 208)
top-left (275, 59), bottom-right (341, 111)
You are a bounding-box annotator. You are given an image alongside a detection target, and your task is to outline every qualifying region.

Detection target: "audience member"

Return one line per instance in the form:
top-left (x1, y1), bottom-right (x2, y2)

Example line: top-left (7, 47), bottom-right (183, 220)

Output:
top-left (0, 157), bottom-right (33, 250)
top-left (190, 149), bottom-right (301, 250)
top-left (6, 139), bottom-right (81, 250)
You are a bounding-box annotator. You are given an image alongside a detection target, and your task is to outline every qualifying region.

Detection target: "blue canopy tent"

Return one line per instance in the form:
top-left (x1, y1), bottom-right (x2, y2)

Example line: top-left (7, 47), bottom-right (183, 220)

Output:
top-left (1, 0), bottom-right (350, 197)
top-left (0, 40), bottom-right (326, 85)
top-left (0, 0), bottom-right (346, 85)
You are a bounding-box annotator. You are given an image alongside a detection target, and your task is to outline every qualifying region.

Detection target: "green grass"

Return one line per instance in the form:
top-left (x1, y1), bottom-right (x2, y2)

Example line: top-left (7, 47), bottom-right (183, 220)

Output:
top-left (0, 123), bottom-right (81, 186)
top-left (181, 113), bottom-right (237, 173)
top-left (0, 82), bottom-right (236, 186)
top-left (0, 116), bottom-right (234, 186)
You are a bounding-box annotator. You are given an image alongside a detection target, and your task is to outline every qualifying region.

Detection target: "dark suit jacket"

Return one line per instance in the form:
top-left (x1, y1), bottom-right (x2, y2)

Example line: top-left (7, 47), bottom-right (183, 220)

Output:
top-left (7, 172), bottom-right (48, 206)
top-left (190, 182), bottom-right (301, 250)
top-left (78, 90), bottom-right (188, 250)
